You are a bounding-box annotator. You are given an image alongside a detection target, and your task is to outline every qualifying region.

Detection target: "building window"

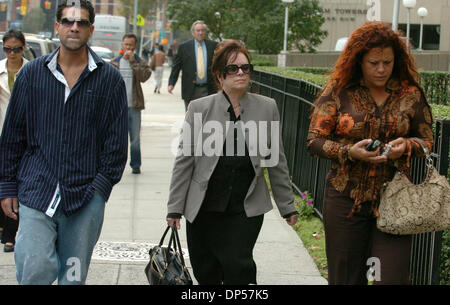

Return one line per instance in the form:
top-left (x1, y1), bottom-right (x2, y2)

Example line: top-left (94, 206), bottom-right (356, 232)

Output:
top-left (398, 24), bottom-right (440, 50)
top-left (94, 0), bottom-right (101, 14)
top-left (108, 0), bottom-right (113, 15)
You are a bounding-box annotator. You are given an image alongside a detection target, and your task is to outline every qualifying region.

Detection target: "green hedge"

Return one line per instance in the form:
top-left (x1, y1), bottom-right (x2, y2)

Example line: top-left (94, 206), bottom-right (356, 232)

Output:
top-left (250, 54), bottom-right (277, 67)
top-left (256, 66), bottom-right (450, 108)
top-left (419, 71), bottom-right (450, 106)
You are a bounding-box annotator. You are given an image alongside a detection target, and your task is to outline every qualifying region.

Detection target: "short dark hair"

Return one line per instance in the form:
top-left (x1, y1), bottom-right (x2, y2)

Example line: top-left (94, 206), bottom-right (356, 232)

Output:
top-left (122, 33), bottom-right (138, 44)
top-left (211, 39), bottom-right (251, 89)
top-left (3, 28), bottom-right (25, 46)
top-left (158, 44), bottom-right (164, 52)
top-left (57, 0), bottom-right (95, 25)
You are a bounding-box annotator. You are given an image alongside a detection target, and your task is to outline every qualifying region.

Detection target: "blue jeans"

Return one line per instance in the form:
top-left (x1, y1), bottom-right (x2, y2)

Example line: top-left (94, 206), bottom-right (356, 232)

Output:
top-left (128, 107), bottom-right (142, 169)
top-left (14, 192), bottom-right (105, 285)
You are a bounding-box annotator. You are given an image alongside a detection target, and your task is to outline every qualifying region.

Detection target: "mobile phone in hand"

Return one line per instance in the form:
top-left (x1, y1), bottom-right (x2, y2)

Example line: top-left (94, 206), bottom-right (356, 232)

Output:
top-left (365, 140), bottom-right (381, 151)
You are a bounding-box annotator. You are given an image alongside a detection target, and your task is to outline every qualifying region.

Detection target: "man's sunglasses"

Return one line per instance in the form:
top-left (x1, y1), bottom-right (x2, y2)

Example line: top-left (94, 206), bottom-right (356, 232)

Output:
top-left (224, 64), bottom-right (253, 75)
top-left (3, 46), bottom-right (23, 54)
top-left (60, 18), bottom-right (91, 28)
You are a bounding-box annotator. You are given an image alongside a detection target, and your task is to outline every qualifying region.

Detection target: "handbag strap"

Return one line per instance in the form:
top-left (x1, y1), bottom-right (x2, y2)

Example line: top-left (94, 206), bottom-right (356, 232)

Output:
top-left (157, 224), bottom-right (188, 268)
top-left (416, 140), bottom-right (434, 169)
top-left (171, 225), bottom-right (187, 267)
top-left (158, 225), bottom-right (172, 246)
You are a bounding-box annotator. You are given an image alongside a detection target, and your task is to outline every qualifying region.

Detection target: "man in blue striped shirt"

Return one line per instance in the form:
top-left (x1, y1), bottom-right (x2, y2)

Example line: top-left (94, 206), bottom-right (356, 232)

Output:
top-left (0, 0), bottom-right (128, 284)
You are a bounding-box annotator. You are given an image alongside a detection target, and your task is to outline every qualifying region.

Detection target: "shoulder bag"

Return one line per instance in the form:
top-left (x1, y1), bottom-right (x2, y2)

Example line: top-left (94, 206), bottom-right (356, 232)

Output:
top-left (377, 142), bottom-right (450, 235)
top-left (144, 225), bottom-right (193, 285)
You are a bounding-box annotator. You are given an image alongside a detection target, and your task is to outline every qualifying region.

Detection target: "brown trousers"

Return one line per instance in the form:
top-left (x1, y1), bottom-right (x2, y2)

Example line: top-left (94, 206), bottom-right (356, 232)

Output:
top-left (323, 182), bottom-right (412, 285)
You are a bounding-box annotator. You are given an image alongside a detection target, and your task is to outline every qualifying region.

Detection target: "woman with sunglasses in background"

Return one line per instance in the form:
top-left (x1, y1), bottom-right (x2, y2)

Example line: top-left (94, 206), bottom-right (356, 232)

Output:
top-left (0, 28), bottom-right (28, 253)
top-left (166, 39), bottom-right (298, 284)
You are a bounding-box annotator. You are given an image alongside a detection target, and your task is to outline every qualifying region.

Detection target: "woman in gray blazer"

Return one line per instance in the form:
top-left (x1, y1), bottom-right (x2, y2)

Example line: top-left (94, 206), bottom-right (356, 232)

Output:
top-left (166, 39), bottom-right (298, 285)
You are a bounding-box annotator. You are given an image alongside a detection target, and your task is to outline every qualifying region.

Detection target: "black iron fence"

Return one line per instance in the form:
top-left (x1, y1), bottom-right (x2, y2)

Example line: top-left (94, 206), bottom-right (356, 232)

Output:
top-left (250, 69), bottom-right (450, 285)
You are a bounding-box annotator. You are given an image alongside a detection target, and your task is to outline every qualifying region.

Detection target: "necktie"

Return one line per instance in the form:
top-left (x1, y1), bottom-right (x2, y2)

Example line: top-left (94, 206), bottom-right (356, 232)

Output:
top-left (197, 44), bottom-right (205, 80)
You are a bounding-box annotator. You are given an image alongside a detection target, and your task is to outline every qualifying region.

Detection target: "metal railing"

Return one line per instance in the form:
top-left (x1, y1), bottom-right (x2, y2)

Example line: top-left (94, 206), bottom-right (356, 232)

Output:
top-left (250, 69), bottom-right (449, 285)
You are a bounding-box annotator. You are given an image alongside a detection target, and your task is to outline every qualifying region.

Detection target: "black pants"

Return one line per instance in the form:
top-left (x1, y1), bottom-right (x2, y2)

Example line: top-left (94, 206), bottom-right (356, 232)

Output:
top-left (0, 208), bottom-right (19, 244)
top-left (323, 183), bottom-right (412, 285)
top-left (186, 211), bottom-right (264, 285)
top-left (184, 86), bottom-right (209, 111)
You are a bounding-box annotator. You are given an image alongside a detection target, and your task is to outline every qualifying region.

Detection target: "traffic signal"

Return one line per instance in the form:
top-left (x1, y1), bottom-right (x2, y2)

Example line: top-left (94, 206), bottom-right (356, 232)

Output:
top-left (20, 0), bottom-right (28, 16)
top-left (40, 0), bottom-right (51, 10)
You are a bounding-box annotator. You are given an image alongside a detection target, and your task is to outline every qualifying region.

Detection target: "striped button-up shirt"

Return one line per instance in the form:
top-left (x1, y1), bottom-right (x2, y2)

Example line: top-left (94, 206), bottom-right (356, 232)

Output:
top-left (0, 47), bottom-right (128, 216)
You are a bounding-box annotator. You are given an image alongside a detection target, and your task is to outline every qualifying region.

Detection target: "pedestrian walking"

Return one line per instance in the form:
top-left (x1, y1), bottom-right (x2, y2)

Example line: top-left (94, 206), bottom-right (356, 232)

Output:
top-left (167, 45), bottom-right (174, 67)
top-left (166, 39), bottom-right (298, 285)
top-left (0, 0), bottom-right (128, 284)
top-left (0, 28), bottom-right (29, 253)
top-left (307, 21), bottom-right (433, 285)
top-left (168, 20), bottom-right (218, 111)
top-left (150, 44), bottom-right (165, 94)
top-left (111, 33), bottom-right (152, 175)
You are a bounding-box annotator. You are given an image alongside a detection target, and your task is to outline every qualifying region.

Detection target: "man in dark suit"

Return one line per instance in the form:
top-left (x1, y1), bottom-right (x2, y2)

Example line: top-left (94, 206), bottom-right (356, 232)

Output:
top-left (168, 20), bottom-right (218, 111)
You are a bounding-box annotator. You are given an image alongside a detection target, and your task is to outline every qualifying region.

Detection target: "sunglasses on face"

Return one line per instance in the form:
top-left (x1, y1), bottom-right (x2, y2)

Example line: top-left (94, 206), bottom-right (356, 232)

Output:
top-left (224, 64), bottom-right (253, 75)
top-left (3, 46), bottom-right (23, 54)
top-left (60, 18), bottom-right (91, 28)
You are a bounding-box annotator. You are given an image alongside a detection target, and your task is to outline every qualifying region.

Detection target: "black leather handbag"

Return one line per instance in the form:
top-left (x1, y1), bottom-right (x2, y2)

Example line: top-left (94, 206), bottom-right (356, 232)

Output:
top-left (144, 225), bottom-right (193, 285)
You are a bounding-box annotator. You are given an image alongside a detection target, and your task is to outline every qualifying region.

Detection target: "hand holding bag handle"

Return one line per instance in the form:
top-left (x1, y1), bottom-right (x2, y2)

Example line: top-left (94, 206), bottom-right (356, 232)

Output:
top-left (145, 224), bottom-right (193, 285)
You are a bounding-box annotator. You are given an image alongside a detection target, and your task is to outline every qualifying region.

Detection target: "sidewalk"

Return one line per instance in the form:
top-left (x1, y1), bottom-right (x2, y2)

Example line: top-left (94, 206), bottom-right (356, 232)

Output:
top-left (0, 65), bottom-right (327, 285)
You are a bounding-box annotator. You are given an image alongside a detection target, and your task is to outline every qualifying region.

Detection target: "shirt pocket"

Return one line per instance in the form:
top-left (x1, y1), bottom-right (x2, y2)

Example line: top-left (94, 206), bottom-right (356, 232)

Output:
top-left (79, 93), bottom-right (105, 125)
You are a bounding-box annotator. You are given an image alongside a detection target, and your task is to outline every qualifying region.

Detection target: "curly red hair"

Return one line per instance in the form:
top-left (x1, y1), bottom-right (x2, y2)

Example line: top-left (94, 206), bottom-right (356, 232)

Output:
top-left (328, 21), bottom-right (419, 93)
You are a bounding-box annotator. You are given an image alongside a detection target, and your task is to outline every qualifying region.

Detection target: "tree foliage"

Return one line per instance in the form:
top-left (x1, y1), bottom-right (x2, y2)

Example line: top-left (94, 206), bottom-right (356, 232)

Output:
top-left (22, 7), bottom-right (46, 34)
top-left (119, 0), bottom-right (156, 20)
top-left (167, 0), bottom-right (327, 54)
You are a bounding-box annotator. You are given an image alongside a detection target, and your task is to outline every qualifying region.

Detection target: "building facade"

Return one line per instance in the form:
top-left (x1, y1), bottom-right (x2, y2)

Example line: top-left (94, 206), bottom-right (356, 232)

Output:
top-left (92, 0), bottom-right (121, 16)
top-left (317, 0), bottom-right (450, 52)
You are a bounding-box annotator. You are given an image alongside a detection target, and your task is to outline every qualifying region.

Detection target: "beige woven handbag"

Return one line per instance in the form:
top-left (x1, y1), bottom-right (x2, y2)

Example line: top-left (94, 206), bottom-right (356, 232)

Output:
top-left (377, 143), bottom-right (450, 235)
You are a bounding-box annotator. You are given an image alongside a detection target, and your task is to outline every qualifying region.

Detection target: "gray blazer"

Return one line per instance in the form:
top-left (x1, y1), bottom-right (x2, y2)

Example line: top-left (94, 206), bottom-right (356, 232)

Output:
top-left (167, 91), bottom-right (296, 223)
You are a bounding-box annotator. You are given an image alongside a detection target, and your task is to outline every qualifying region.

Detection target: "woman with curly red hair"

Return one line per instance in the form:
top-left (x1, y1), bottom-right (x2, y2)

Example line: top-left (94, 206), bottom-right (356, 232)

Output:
top-left (307, 22), bottom-right (433, 284)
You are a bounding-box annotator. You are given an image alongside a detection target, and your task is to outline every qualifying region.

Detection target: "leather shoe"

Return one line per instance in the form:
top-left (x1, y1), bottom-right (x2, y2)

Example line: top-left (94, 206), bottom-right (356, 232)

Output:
top-left (4, 244), bottom-right (14, 253)
top-left (132, 168), bottom-right (141, 174)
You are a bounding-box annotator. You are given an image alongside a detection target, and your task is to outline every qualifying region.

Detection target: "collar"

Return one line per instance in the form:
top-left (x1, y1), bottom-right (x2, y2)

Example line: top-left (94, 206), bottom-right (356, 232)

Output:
top-left (346, 78), bottom-right (401, 93)
top-left (194, 40), bottom-right (205, 48)
top-left (45, 46), bottom-right (103, 72)
top-left (0, 57), bottom-right (29, 75)
top-left (220, 90), bottom-right (249, 112)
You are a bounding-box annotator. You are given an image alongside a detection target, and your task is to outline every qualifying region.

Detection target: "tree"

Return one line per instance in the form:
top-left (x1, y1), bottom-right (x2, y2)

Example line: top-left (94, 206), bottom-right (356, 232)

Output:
top-left (167, 0), bottom-right (327, 54)
top-left (119, 0), bottom-right (156, 20)
top-left (22, 7), bottom-right (46, 34)
top-left (289, 0), bottom-right (328, 53)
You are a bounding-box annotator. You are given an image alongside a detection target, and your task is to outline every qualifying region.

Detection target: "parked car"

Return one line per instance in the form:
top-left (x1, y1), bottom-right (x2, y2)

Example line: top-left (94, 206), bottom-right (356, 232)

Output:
top-left (25, 34), bottom-right (58, 57)
top-left (52, 38), bottom-right (60, 47)
top-left (90, 46), bottom-right (114, 63)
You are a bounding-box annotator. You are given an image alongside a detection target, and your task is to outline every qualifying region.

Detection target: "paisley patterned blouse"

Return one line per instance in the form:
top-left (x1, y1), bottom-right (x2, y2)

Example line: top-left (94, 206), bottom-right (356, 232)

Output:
top-left (307, 78), bottom-right (434, 217)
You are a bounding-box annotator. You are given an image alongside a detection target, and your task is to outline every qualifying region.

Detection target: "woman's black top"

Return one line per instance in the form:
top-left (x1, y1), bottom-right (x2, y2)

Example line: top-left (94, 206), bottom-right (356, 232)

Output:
top-left (199, 92), bottom-right (255, 215)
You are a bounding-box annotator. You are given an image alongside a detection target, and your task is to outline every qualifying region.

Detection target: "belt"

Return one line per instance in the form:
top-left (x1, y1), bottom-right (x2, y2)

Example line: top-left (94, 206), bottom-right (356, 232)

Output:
top-left (194, 83), bottom-right (208, 87)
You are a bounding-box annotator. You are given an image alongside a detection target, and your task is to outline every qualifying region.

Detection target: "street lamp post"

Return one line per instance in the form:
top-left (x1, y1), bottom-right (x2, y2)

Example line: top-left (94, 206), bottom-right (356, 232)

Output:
top-left (392, 0), bottom-right (400, 31)
top-left (278, 0), bottom-right (294, 67)
top-left (417, 7), bottom-right (428, 51)
top-left (281, 0), bottom-right (294, 54)
top-left (133, 0), bottom-right (139, 35)
top-left (402, 0), bottom-right (416, 52)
